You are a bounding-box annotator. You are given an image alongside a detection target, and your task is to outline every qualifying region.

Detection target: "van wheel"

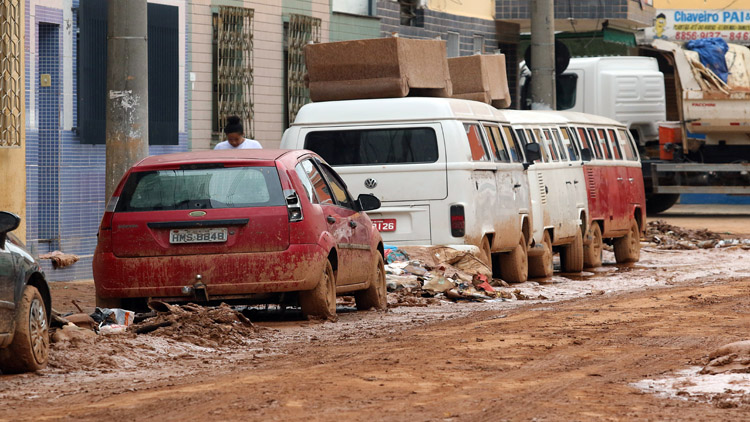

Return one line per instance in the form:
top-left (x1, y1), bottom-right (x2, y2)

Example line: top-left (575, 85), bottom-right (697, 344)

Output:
top-left (0, 286), bottom-right (49, 373)
top-left (614, 219), bottom-right (641, 263)
top-left (498, 233), bottom-right (528, 283)
top-left (355, 254), bottom-right (387, 311)
top-left (478, 236), bottom-right (492, 269)
top-left (299, 260), bottom-right (337, 320)
top-left (560, 226), bottom-right (584, 273)
top-left (583, 223), bottom-right (603, 268)
top-left (528, 231), bottom-right (553, 278)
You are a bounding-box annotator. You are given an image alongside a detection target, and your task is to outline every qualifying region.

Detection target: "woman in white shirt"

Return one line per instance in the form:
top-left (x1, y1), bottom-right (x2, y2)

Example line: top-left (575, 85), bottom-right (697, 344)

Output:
top-left (214, 115), bottom-right (262, 150)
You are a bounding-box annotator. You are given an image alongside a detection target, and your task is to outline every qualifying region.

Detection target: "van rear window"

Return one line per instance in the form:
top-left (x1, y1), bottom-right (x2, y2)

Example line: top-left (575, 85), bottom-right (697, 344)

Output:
top-left (116, 166), bottom-right (285, 212)
top-left (304, 128), bottom-right (439, 166)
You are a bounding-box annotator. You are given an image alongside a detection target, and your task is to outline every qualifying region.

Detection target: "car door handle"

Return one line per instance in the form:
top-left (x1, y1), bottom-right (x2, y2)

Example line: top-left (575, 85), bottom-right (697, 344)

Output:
top-left (574, 180), bottom-right (579, 184)
top-left (617, 177), bottom-right (624, 181)
top-left (628, 178), bottom-right (634, 183)
top-left (565, 181), bottom-right (572, 185)
top-left (513, 183), bottom-right (521, 189)
top-left (327, 216), bottom-right (336, 224)
top-left (349, 220), bottom-right (358, 228)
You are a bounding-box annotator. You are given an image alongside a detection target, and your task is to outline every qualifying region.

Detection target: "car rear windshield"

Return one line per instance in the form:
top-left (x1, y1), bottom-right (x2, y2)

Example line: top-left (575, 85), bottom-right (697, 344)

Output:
top-left (304, 128), bottom-right (439, 166)
top-left (116, 166), bottom-right (285, 212)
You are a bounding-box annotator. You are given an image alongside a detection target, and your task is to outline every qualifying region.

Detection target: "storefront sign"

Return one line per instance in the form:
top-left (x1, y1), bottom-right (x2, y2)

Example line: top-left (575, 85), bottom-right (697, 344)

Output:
top-left (644, 9), bottom-right (750, 43)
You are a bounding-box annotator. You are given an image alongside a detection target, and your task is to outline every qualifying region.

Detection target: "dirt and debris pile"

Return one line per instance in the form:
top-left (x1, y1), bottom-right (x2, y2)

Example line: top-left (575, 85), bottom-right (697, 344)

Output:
top-left (700, 340), bottom-right (750, 375)
top-left (645, 220), bottom-right (750, 250)
top-left (130, 302), bottom-right (259, 348)
top-left (384, 245), bottom-right (532, 306)
top-left (38, 250), bottom-right (79, 268)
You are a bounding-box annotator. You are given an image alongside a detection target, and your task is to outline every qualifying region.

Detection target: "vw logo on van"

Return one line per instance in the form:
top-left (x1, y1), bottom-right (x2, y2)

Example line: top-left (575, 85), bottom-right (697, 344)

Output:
top-left (364, 178), bottom-right (377, 189)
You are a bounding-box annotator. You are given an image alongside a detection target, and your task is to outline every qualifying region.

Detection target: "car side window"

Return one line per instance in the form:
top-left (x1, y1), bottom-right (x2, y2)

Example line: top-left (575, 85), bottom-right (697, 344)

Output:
top-left (618, 128), bottom-right (639, 161)
top-left (542, 129), bottom-right (560, 162)
top-left (586, 128), bottom-right (604, 159)
top-left (597, 128), bottom-right (612, 159)
top-left (464, 123), bottom-right (490, 161)
top-left (607, 128), bottom-right (623, 160)
top-left (318, 162), bottom-right (355, 209)
top-left (531, 129), bottom-right (549, 162)
top-left (559, 127), bottom-right (579, 161)
top-left (483, 124), bottom-right (511, 163)
top-left (295, 161), bottom-right (317, 203)
top-left (502, 125), bottom-right (522, 162)
top-left (301, 159), bottom-right (334, 205)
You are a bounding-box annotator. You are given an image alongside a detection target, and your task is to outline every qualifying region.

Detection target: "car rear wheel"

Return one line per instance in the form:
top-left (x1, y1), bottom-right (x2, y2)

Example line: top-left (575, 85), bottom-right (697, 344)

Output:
top-left (583, 223), bottom-right (603, 268)
top-left (614, 219), bottom-right (641, 263)
top-left (0, 285), bottom-right (49, 373)
top-left (299, 260), bottom-right (337, 320)
top-left (355, 253), bottom-right (387, 311)
top-left (528, 231), bottom-right (553, 278)
top-left (560, 226), bottom-right (584, 273)
top-left (497, 232), bottom-right (528, 283)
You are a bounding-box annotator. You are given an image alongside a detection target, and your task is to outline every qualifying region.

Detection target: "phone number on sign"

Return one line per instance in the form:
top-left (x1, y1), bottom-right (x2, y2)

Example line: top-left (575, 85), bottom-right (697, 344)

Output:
top-left (674, 31), bottom-right (750, 41)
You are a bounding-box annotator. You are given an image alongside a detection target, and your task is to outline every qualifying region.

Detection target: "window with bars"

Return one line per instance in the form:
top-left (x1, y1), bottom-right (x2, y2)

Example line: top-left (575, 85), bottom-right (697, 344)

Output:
top-left (212, 7), bottom-right (254, 139)
top-left (286, 14), bottom-right (320, 126)
top-left (0, 0), bottom-right (23, 148)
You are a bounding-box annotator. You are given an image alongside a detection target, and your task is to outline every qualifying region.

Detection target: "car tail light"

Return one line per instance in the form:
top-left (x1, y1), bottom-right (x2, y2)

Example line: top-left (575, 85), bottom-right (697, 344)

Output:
top-left (450, 205), bottom-right (465, 237)
top-left (99, 196), bottom-right (119, 231)
top-left (284, 189), bottom-right (304, 222)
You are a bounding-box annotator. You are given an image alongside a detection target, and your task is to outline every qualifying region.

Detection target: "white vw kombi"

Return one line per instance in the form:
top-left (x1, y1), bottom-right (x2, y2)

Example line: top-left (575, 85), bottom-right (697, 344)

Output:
top-left (281, 97), bottom-right (533, 282)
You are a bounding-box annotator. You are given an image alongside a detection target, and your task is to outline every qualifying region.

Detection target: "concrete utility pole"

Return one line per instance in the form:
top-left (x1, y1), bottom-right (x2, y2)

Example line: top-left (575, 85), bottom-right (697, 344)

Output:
top-left (530, 0), bottom-right (555, 110)
top-left (105, 0), bottom-right (149, 201)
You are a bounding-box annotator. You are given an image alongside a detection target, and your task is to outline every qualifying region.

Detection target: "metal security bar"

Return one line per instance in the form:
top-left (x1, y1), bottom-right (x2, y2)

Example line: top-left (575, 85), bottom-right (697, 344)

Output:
top-left (214, 6), bottom-right (254, 138)
top-left (0, 0), bottom-right (23, 147)
top-left (287, 14), bottom-right (320, 125)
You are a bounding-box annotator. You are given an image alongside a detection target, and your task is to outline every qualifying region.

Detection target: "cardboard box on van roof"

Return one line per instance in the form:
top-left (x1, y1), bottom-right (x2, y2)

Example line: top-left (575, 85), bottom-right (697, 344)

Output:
top-left (304, 37), bottom-right (452, 102)
top-left (448, 54), bottom-right (511, 109)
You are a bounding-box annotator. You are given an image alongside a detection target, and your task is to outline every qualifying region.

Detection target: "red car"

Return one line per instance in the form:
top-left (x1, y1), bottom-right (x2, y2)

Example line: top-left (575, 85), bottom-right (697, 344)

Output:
top-left (93, 149), bottom-right (386, 319)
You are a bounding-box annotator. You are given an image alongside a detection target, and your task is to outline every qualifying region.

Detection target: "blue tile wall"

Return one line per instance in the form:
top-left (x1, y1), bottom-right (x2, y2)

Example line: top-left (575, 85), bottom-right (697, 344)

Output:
top-left (26, 1), bottom-right (189, 282)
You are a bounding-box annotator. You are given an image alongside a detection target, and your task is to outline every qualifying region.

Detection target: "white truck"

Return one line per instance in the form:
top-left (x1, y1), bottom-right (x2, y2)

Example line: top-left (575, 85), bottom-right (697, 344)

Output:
top-left (521, 39), bottom-right (750, 213)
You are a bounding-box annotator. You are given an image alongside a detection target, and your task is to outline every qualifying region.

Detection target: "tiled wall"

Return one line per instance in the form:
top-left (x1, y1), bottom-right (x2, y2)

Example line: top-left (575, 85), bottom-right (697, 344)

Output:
top-left (330, 12), bottom-right (380, 42)
top-left (378, 1), bottom-right (499, 57)
top-left (495, 0), bottom-right (651, 24)
top-left (26, 0), bottom-right (188, 281)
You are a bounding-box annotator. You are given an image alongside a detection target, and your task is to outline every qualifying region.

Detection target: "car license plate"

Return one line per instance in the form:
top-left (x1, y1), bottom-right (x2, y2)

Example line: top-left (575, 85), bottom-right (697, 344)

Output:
top-left (169, 228), bottom-right (228, 244)
top-left (372, 219), bottom-right (396, 232)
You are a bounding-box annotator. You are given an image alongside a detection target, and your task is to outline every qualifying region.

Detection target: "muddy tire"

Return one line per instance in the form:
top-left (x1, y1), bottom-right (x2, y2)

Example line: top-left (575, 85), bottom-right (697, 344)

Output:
top-left (646, 193), bottom-right (679, 215)
top-left (299, 260), bottom-right (337, 320)
top-left (355, 254), bottom-right (387, 311)
top-left (0, 286), bottom-right (49, 373)
top-left (478, 236), bottom-right (492, 269)
top-left (528, 231), bottom-right (553, 278)
top-left (614, 219), bottom-right (641, 264)
top-left (560, 226), bottom-right (584, 273)
top-left (498, 233), bottom-right (528, 283)
top-left (583, 223), bottom-right (603, 268)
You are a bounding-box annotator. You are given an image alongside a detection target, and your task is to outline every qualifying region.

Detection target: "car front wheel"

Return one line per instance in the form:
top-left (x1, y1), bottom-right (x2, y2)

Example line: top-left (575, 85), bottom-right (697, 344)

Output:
top-left (0, 285), bottom-right (49, 374)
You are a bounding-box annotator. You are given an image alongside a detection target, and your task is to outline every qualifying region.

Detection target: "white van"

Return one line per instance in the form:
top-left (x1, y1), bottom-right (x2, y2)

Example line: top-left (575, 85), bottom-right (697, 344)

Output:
top-left (502, 110), bottom-right (588, 277)
top-left (281, 97), bottom-right (532, 282)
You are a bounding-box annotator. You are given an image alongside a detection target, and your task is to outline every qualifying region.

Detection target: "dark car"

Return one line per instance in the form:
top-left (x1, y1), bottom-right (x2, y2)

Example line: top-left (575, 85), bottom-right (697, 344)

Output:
top-left (93, 149), bottom-right (386, 320)
top-left (0, 211), bottom-right (51, 374)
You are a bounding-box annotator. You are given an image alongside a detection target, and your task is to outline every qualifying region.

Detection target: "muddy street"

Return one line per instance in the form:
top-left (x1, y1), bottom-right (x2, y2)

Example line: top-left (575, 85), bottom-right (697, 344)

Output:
top-left (1, 210), bottom-right (750, 421)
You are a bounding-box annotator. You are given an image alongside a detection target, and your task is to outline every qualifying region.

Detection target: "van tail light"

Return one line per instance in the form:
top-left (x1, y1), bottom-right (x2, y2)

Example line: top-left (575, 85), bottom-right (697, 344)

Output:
top-left (450, 205), bottom-right (465, 237)
top-left (284, 189), bottom-right (304, 222)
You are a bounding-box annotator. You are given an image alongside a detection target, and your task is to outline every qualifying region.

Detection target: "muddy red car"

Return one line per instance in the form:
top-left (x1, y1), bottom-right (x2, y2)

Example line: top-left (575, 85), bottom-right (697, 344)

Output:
top-left (93, 149), bottom-right (386, 319)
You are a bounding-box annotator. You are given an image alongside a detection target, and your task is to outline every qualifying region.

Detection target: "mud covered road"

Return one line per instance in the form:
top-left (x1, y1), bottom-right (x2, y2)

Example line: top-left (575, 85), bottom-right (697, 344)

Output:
top-left (2, 210), bottom-right (750, 421)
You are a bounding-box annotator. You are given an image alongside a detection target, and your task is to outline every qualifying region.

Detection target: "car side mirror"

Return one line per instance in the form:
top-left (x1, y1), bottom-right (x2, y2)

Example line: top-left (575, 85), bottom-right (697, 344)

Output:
top-left (357, 194), bottom-right (381, 212)
top-left (580, 148), bottom-right (593, 162)
top-left (524, 143), bottom-right (541, 165)
top-left (0, 211), bottom-right (21, 249)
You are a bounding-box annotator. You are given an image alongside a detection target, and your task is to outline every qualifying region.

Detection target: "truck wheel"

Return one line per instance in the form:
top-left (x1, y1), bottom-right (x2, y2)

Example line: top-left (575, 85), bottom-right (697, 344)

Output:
top-left (299, 260), bottom-right (337, 320)
top-left (498, 233), bottom-right (528, 283)
top-left (646, 193), bottom-right (679, 215)
top-left (529, 231), bottom-right (553, 278)
top-left (560, 226), bottom-right (584, 273)
top-left (355, 254), bottom-right (387, 311)
top-left (583, 223), bottom-right (603, 268)
top-left (614, 219), bottom-right (641, 263)
top-left (0, 286), bottom-right (49, 373)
